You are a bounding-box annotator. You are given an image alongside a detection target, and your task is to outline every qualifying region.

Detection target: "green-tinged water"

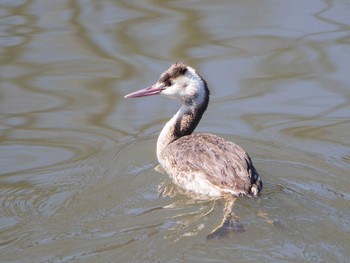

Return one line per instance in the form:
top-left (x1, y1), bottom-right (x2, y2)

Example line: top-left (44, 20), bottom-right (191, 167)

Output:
top-left (1, 0), bottom-right (349, 262)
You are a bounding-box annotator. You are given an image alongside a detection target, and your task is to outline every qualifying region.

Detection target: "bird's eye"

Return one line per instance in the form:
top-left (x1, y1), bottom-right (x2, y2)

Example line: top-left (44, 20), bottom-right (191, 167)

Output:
top-left (164, 80), bottom-right (172, 87)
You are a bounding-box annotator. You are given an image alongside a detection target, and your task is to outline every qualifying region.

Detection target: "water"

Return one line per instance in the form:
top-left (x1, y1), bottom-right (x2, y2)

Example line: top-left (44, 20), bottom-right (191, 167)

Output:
top-left (1, 0), bottom-right (350, 262)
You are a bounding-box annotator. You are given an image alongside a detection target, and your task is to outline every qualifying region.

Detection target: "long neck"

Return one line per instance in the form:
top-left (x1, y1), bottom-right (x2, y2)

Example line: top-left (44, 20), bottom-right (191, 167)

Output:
top-left (156, 92), bottom-right (209, 162)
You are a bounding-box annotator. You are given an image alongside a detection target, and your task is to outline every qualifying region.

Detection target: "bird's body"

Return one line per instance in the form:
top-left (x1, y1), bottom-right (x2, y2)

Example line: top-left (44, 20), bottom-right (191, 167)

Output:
top-left (160, 133), bottom-right (260, 197)
top-left (125, 62), bottom-right (262, 198)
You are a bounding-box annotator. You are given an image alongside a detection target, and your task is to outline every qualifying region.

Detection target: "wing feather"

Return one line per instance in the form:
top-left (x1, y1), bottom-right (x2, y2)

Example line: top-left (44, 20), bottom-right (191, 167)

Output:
top-left (161, 133), bottom-right (258, 196)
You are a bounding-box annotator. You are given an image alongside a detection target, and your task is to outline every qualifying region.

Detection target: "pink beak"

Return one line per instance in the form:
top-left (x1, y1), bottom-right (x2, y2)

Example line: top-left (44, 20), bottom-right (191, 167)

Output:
top-left (124, 83), bottom-right (165, 98)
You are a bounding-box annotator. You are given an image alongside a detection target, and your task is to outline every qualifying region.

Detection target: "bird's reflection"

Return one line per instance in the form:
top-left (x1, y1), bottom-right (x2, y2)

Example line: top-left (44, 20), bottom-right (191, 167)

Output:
top-left (158, 172), bottom-right (246, 240)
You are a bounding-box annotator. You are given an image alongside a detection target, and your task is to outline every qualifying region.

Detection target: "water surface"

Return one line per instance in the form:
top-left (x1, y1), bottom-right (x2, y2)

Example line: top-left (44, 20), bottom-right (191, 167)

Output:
top-left (1, 0), bottom-right (350, 262)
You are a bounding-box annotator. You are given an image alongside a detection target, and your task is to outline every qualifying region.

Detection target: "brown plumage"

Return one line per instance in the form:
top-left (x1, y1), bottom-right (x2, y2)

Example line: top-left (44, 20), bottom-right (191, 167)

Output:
top-left (162, 133), bottom-right (260, 196)
top-left (125, 62), bottom-right (262, 198)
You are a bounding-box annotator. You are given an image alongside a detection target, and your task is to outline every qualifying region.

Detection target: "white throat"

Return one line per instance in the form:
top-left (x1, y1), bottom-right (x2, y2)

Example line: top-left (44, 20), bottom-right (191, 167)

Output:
top-left (156, 104), bottom-right (190, 164)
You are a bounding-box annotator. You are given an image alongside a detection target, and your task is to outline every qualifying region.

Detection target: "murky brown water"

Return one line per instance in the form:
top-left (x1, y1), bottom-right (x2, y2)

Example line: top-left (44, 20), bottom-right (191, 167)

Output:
top-left (1, 0), bottom-right (350, 262)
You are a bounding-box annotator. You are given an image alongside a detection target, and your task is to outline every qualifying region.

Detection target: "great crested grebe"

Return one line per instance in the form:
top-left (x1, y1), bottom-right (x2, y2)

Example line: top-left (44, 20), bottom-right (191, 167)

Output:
top-left (125, 62), bottom-right (262, 198)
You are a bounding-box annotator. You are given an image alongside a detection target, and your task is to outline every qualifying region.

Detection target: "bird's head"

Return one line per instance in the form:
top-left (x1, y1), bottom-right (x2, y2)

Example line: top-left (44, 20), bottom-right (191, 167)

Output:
top-left (125, 62), bottom-right (209, 107)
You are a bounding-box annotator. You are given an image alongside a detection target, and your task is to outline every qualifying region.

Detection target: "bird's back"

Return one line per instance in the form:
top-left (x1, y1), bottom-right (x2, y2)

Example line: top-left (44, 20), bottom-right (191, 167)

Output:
top-left (159, 133), bottom-right (262, 197)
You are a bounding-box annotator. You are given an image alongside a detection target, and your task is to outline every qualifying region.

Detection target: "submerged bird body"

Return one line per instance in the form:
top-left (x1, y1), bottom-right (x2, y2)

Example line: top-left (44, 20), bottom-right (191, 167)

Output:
top-left (125, 62), bottom-right (262, 198)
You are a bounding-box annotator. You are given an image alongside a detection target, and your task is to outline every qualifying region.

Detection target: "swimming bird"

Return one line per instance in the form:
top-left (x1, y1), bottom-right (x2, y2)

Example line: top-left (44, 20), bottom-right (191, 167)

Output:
top-left (125, 62), bottom-right (262, 198)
